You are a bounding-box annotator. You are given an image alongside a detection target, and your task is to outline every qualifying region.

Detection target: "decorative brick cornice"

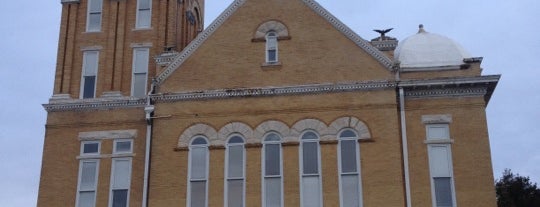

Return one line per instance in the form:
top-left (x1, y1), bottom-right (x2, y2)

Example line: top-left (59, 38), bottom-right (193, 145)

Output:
top-left (399, 75), bottom-right (500, 103)
top-left (44, 95), bottom-right (146, 112)
top-left (404, 87), bottom-right (488, 99)
top-left (152, 80), bottom-right (396, 103)
top-left (399, 75), bottom-right (500, 87)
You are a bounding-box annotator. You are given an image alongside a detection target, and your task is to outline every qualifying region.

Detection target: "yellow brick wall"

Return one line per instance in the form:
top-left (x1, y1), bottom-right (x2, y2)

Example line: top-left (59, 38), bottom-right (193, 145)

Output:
top-left (405, 97), bottom-right (497, 207)
top-left (148, 90), bottom-right (406, 206)
top-left (37, 108), bottom-right (147, 207)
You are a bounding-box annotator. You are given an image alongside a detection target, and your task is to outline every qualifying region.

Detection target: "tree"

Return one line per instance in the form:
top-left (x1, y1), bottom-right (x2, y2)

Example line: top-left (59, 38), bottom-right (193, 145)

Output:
top-left (495, 169), bottom-right (540, 207)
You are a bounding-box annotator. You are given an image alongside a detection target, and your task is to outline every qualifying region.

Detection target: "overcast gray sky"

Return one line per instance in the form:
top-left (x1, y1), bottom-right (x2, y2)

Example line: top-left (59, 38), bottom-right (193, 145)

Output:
top-left (1, 0), bottom-right (538, 206)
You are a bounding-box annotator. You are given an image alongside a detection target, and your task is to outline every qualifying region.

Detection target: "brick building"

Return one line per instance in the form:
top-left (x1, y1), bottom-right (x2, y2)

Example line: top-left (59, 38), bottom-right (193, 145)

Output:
top-left (38, 0), bottom-right (500, 207)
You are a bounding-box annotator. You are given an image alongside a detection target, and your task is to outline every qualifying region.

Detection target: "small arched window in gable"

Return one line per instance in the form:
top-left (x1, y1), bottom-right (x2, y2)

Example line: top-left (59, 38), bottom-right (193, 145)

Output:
top-left (253, 20), bottom-right (290, 66)
top-left (266, 31), bottom-right (278, 63)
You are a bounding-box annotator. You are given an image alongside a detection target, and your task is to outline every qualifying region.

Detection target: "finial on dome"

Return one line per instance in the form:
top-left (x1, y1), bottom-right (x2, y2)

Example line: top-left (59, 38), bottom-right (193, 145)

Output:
top-left (418, 24), bottom-right (426, 33)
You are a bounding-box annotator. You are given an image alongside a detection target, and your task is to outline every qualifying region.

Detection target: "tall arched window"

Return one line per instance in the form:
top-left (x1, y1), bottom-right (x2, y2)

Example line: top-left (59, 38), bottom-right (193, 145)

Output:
top-left (265, 31), bottom-right (278, 63)
top-left (262, 132), bottom-right (283, 207)
top-left (225, 135), bottom-right (245, 207)
top-left (300, 131), bottom-right (323, 207)
top-left (188, 136), bottom-right (209, 207)
top-left (338, 129), bottom-right (363, 207)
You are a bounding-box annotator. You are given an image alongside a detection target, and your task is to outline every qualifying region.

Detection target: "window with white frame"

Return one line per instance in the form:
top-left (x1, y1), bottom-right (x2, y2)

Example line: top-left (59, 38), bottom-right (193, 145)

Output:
top-left (86, 0), bottom-right (103, 32)
top-left (131, 48), bottom-right (149, 97)
top-left (426, 124), bottom-right (456, 207)
top-left (136, 0), bottom-right (152, 28)
top-left (76, 141), bottom-right (101, 207)
top-left (113, 139), bottom-right (133, 154)
top-left (109, 158), bottom-right (132, 207)
top-left (225, 135), bottom-right (245, 207)
top-left (265, 31), bottom-right (278, 63)
top-left (300, 131), bottom-right (323, 207)
top-left (81, 51), bottom-right (99, 99)
top-left (338, 129), bottom-right (363, 207)
top-left (188, 137), bottom-right (209, 207)
top-left (81, 141), bottom-right (101, 155)
top-left (262, 132), bottom-right (283, 207)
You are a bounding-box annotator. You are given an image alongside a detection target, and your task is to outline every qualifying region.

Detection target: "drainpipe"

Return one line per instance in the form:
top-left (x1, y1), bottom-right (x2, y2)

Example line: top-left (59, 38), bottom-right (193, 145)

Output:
top-left (397, 70), bottom-right (412, 207)
top-left (142, 80), bottom-right (156, 207)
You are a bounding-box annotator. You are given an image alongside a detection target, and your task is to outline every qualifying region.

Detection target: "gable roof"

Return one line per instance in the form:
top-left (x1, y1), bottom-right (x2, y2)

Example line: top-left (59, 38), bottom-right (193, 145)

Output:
top-left (155, 0), bottom-right (395, 85)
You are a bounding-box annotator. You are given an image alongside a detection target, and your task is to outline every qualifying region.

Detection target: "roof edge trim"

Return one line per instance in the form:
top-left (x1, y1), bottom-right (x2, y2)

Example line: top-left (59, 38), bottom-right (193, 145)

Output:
top-left (301, 0), bottom-right (394, 69)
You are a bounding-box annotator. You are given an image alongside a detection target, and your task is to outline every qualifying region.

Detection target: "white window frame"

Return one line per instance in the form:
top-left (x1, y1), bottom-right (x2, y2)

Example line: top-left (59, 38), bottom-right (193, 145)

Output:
top-left (187, 136), bottom-right (210, 207)
top-left (75, 159), bottom-right (100, 207)
top-left (299, 130), bottom-right (323, 207)
top-left (224, 135), bottom-right (246, 207)
top-left (80, 51), bottom-right (99, 99)
top-left (135, 0), bottom-right (152, 29)
top-left (426, 124), bottom-right (457, 207)
top-left (337, 129), bottom-right (363, 207)
top-left (108, 157), bottom-right (132, 207)
top-left (86, 0), bottom-right (103, 32)
top-left (265, 31), bottom-right (278, 63)
top-left (113, 139), bottom-right (133, 154)
top-left (261, 132), bottom-right (284, 207)
top-left (81, 141), bottom-right (101, 156)
top-left (131, 48), bottom-right (149, 97)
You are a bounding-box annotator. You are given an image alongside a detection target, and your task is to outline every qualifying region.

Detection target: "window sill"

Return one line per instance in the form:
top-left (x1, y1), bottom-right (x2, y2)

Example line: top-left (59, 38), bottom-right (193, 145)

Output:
top-left (261, 62), bottom-right (282, 70)
top-left (83, 31), bottom-right (102, 34)
top-left (132, 27), bottom-right (153, 31)
top-left (424, 139), bottom-right (454, 144)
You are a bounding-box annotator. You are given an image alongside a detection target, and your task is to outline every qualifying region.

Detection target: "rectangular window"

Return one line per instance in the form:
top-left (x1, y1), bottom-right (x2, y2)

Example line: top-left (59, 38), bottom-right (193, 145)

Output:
top-left (265, 32), bottom-right (278, 63)
top-left (136, 0), bottom-right (152, 28)
top-left (338, 137), bottom-right (362, 207)
top-left (109, 158), bottom-right (132, 207)
top-left (81, 141), bottom-right (100, 155)
top-left (300, 133), bottom-right (322, 207)
top-left (189, 144), bottom-right (208, 207)
top-left (131, 48), bottom-right (149, 97)
top-left (76, 160), bottom-right (99, 207)
top-left (81, 51), bottom-right (99, 99)
top-left (427, 124), bottom-right (450, 140)
top-left (226, 143), bottom-right (245, 207)
top-left (263, 142), bottom-right (282, 207)
top-left (113, 139), bottom-right (133, 154)
top-left (426, 124), bottom-right (456, 207)
top-left (86, 0), bottom-right (102, 32)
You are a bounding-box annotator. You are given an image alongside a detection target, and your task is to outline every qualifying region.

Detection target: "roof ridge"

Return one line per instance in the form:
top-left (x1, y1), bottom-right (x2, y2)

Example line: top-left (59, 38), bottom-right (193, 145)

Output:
top-left (301, 0), bottom-right (394, 69)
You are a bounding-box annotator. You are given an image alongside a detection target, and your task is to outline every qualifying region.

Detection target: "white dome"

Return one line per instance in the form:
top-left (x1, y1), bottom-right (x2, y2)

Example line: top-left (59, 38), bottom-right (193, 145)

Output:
top-left (395, 26), bottom-right (471, 69)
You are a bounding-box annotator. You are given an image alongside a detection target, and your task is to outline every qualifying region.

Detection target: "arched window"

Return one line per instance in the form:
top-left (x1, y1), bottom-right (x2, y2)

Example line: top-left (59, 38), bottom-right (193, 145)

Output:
top-left (300, 131), bottom-right (323, 207)
top-left (262, 132), bottom-right (283, 207)
top-left (188, 136), bottom-right (209, 207)
top-left (266, 31), bottom-right (278, 63)
top-left (338, 129), bottom-right (363, 207)
top-left (225, 135), bottom-right (245, 207)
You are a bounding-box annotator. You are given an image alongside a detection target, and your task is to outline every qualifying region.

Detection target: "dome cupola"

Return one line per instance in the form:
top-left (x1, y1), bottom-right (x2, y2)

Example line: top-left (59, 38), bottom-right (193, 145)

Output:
top-left (394, 24), bottom-right (472, 70)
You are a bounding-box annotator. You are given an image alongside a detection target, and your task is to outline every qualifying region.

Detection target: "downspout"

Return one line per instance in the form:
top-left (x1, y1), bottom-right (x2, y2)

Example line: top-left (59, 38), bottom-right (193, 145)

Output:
top-left (142, 80), bottom-right (156, 207)
top-left (397, 70), bottom-right (412, 207)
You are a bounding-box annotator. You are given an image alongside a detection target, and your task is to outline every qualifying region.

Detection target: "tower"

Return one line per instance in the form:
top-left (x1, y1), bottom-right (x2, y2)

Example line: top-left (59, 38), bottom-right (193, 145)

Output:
top-left (38, 1), bottom-right (203, 207)
top-left (52, 0), bottom-right (204, 100)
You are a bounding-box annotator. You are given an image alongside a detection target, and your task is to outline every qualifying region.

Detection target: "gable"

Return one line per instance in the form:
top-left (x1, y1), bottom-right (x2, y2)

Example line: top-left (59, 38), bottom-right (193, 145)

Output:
top-left (158, 0), bottom-right (394, 92)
